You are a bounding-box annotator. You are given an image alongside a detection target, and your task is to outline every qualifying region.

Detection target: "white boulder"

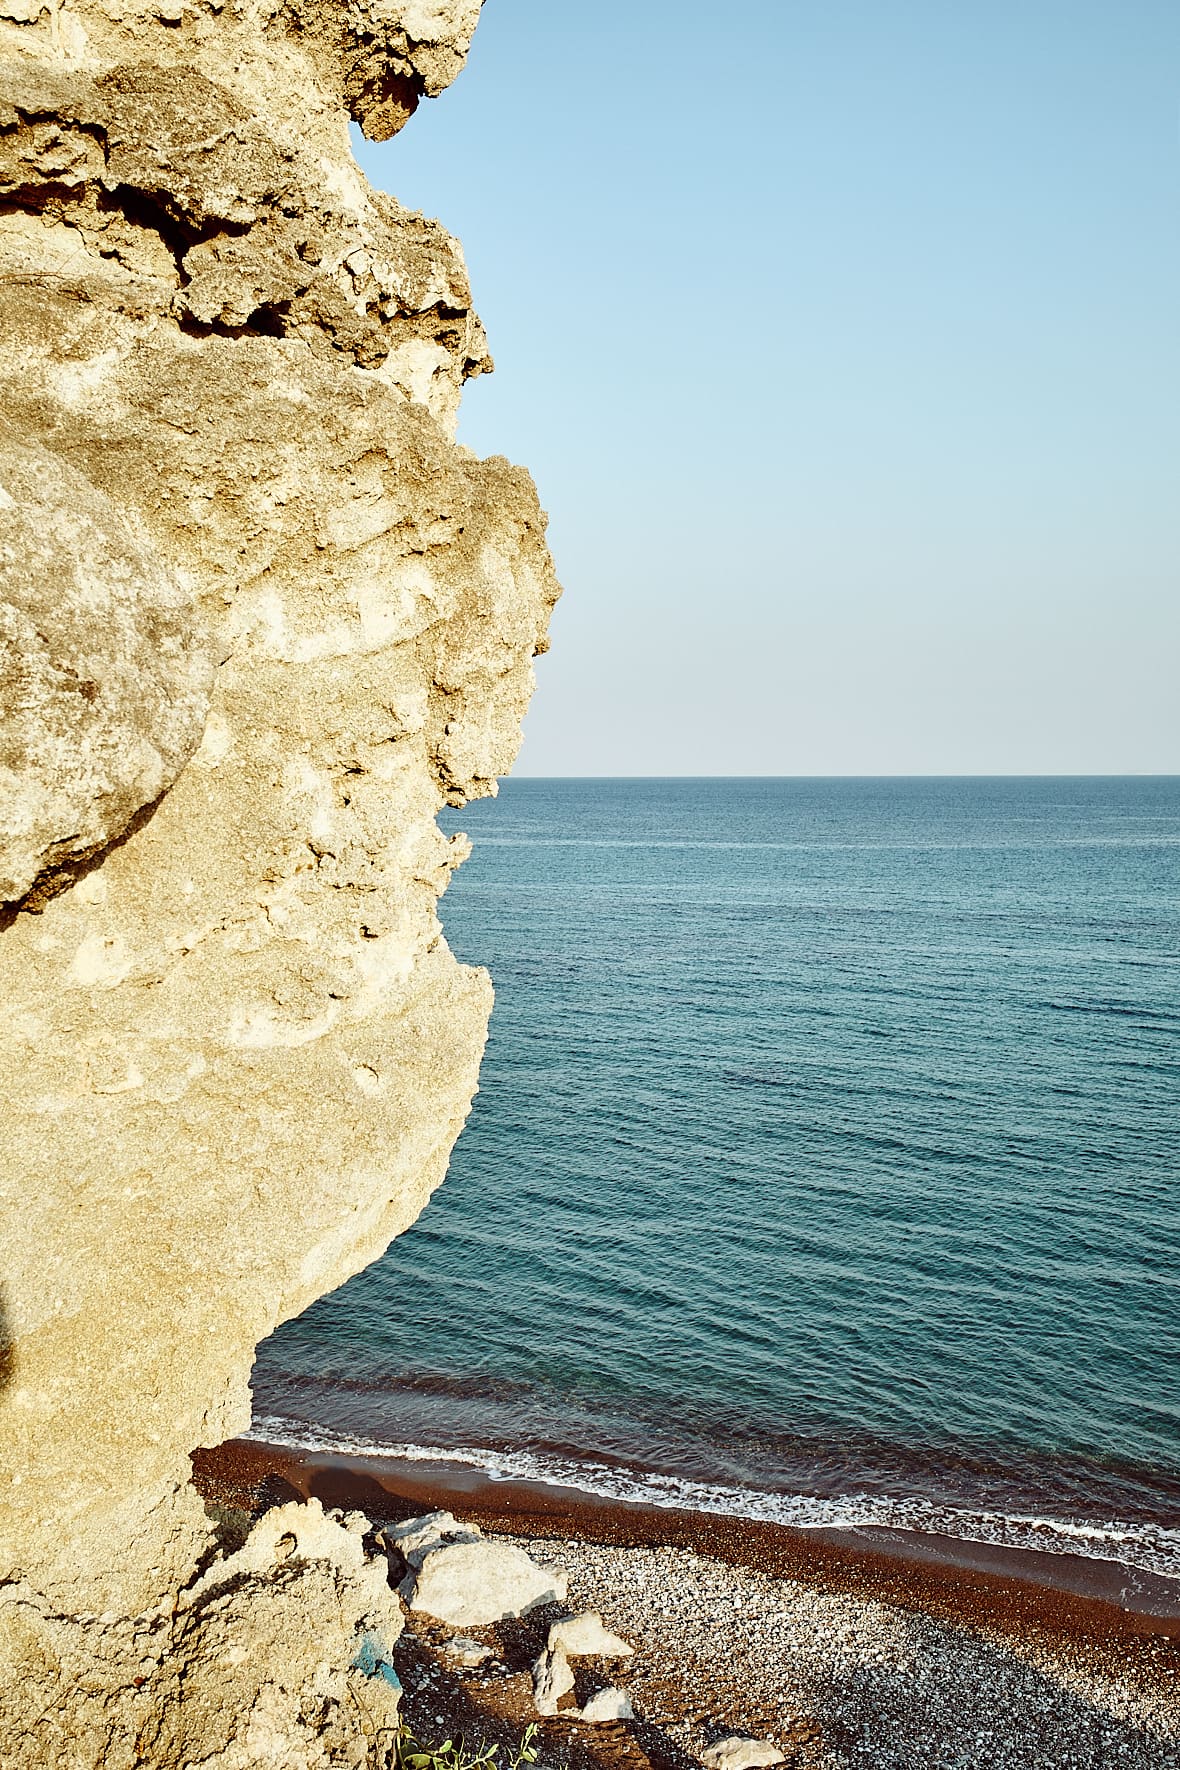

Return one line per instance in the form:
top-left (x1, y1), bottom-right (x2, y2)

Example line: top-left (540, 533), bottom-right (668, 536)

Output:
top-left (401, 1538), bottom-right (568, 1627)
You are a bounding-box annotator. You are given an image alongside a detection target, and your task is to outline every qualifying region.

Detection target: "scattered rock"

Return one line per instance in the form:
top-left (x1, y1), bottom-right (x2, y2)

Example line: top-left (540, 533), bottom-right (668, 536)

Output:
top-left (532, 1645), bottom-right (575, 1716)
top-left (577, 1687), bottom-right (635, 1725)
top-left (701, 1739), bottom-right (784, 1770)
top-left (401, 1537), bottom-right (568, 1627)
top-left (548, 1611), bottom-right (633, 1658)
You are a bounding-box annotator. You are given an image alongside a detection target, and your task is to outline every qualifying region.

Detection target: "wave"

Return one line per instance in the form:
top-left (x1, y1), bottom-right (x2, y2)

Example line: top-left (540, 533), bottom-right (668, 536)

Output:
top-left (247, 1414), bottom-right (1180, 1582)
top-left (464, 836), bottom-right (1180, 853)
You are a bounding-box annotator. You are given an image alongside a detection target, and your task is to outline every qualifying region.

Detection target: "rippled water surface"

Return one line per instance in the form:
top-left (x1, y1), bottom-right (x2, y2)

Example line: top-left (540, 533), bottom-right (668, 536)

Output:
top-left (255, 778), bottom-right (1180, 1570)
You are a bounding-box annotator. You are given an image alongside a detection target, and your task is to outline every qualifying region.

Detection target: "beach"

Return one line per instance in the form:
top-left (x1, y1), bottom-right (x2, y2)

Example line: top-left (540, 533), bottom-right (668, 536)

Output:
top-left (194, 1437), bottom-right (1180, 1769)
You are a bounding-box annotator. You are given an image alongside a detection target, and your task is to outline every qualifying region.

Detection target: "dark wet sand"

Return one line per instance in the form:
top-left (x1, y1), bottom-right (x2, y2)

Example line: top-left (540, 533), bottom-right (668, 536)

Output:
top-left (192, 1436), bottom-right (1180, 1652)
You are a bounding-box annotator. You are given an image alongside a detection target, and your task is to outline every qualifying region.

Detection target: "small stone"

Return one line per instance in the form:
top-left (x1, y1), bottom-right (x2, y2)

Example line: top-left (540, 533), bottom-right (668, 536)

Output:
top-left (532, 1647), bottom-right (575, 1716)
top-left (701, 1740), bottom-right (784, 1770)
top-left (443, 1637), bottom-right (492, 1668)
top-left (547, 1612), bottom-right (633, 1659)
top-left (577, 1687), bottom-right (634, 1725)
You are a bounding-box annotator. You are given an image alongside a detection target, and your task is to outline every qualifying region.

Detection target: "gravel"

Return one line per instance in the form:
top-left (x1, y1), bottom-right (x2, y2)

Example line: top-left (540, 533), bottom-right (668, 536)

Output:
top-left (395, 1530), bottom-right (1180, 1770)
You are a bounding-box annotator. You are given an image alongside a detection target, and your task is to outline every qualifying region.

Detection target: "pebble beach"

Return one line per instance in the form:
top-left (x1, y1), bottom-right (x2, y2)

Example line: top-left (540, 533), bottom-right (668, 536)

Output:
top-left (195, 1439), bottom-right (1180, 1770)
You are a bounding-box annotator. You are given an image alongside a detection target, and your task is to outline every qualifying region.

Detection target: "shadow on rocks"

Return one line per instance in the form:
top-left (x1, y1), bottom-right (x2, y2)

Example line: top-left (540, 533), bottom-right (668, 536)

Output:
top-left (0, 1284), bottom-right (14, 1389)
top-left (398, 1600), bottom-right (713, 1770)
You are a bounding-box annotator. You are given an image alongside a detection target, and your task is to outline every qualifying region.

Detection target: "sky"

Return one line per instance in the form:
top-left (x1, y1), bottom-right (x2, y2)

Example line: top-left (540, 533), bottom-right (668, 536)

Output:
top-left (355, 1), bottom-right (1180, 776)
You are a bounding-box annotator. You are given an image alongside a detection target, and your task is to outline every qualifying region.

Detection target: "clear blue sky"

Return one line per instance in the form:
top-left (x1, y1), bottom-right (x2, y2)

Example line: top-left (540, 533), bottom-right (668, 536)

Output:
top-left (355, 0), bottom-right (1179, 775)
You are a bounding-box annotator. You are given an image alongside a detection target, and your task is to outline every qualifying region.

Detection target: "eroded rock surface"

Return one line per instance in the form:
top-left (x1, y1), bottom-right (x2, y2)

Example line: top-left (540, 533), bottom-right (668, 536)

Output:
top-left (0, 0), bottom-right (558, 1761)
top-left (0, 431), bottom-right (212, 902)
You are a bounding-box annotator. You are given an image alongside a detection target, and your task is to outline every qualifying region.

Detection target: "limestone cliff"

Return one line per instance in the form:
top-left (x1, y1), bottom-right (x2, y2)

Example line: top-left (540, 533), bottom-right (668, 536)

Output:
top-left (0, 0), bottom-right (558, 1759)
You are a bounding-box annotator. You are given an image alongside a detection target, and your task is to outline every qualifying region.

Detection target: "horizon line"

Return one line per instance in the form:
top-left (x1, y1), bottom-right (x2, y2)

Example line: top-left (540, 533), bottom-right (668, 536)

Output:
top-left (505, 771), bottom-right (1180, 782)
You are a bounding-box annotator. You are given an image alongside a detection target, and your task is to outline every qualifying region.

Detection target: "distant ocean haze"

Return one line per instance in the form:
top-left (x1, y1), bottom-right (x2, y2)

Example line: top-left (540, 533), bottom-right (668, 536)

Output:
top-left (254, 777), bottom-right (1180, 1575)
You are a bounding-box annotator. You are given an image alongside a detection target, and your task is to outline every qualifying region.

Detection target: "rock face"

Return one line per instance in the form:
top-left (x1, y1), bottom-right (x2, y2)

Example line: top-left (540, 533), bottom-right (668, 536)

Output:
top-left (0, 0), bottom-right (558, 1760)
top-left (4, 1497), bottom-right (408, 1767)
top-left (0, 433), bottom-right (213, 903)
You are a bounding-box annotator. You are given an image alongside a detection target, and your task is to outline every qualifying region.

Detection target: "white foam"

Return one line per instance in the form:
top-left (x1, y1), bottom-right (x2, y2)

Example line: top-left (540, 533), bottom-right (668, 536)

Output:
top-left (246, 1416), bottom-right (1180, 1582)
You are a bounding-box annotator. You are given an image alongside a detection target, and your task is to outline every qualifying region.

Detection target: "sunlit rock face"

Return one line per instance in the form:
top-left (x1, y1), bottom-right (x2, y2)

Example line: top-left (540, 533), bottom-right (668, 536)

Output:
top-left (0, 0), bottom-right (558, 1758)
top-left (0, 430), bottom-right (214, 902)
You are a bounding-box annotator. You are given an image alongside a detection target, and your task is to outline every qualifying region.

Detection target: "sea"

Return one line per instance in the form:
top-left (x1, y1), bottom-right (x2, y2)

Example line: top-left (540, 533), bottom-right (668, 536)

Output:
top-left (252, 777), bottom-right (1180, 1583)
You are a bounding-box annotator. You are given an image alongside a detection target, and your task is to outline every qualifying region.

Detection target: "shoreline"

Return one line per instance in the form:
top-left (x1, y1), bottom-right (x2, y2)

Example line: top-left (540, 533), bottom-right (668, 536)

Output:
top-left (193, 1436), bottom-right (1180, 1649)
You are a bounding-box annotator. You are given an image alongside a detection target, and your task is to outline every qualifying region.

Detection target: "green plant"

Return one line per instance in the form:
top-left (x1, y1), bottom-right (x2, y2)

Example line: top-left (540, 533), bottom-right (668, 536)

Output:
top-left (398, 1721), bottom-right (539, 1770)
top-left (507, 1723), bottom-right (540, 1770)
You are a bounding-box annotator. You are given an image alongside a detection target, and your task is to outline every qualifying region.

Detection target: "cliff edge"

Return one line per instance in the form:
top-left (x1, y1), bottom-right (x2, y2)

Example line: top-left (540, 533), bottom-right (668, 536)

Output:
top-left (0, 0), bottom-right (558, 1760)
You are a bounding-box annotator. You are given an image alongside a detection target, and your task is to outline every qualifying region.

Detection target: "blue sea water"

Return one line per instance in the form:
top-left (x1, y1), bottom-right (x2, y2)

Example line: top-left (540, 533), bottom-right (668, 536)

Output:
top-left (254, 778), bottom-right (1180, 1575)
